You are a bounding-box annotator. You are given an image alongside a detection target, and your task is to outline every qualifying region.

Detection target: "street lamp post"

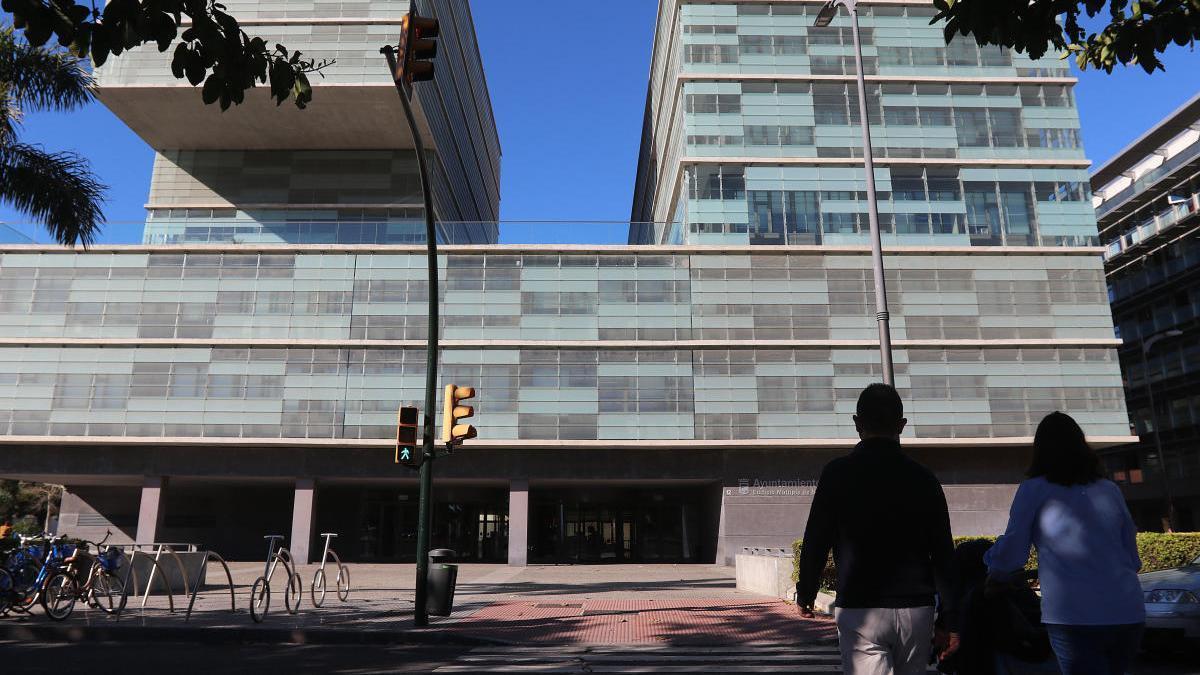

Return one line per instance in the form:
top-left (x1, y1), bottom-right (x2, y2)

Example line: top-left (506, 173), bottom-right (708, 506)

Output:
top-left (814, 0), bottom-right (894, 385)
top-left (1139, 328), bottom-right (1183, 532)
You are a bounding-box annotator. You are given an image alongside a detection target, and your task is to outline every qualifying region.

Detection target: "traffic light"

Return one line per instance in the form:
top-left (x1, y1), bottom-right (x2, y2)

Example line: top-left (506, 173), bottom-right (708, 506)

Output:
top-left (396, 405), bottom-right (422, 467)
top-left (394, 10), bottom-right (439, 85)
top-left (442, 384), bottom-right (477, 447)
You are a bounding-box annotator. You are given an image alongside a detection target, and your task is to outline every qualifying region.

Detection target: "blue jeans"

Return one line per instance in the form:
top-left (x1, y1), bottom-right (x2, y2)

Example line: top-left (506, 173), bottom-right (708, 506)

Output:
top-left (1044, 623), bottom-right (1143, 675)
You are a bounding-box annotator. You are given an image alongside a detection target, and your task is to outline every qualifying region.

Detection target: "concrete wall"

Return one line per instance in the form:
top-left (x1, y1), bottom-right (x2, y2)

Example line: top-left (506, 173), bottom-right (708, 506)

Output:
top-left (712, 446), bottom-right (1024, 565)
top-left (734, 553), bottom-right (796, 602)
top-left (57, 487), bottom-right (139, 543)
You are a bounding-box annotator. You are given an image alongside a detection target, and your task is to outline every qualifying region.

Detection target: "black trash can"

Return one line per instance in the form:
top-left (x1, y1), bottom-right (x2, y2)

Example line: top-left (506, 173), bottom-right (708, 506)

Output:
top-left (426, 548), bottom-right (458, 617)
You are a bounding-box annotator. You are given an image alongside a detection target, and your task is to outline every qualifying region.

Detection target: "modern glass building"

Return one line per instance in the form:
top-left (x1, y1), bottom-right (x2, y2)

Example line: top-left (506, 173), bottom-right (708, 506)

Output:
top-left (94, 0), bottom-right (500, 245)
top-left (621, 0), bottom-right (1131, 550)
top-left (0, 1), bottom-right (1134, 565)
top-left (0, 246), bottom-right (1132, 563)
top-left (630, 1), bottom-right (1092, 247)
top-left (1093, 93), bottom-right (1200, 531)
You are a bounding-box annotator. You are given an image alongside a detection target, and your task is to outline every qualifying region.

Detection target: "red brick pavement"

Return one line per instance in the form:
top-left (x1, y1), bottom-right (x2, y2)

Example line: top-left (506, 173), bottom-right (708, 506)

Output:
top-left (451, 598), bottom-right (837, 645)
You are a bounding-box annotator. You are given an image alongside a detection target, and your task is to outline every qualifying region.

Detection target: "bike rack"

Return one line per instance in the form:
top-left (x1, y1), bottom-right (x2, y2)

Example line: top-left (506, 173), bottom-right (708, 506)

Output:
top-left (184, 551), bottom-right (236, 621)
top-left (138, 544), bottom-right (192, 607)
top-left (113, 549), bottom-right (176, 621)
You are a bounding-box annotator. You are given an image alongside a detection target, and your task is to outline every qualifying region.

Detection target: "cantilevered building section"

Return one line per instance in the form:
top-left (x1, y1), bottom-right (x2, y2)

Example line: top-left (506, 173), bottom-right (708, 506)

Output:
top-left (1092, 93), bottom-right (1200, 531)
top-left (95, 0), bottom-right (500, 244)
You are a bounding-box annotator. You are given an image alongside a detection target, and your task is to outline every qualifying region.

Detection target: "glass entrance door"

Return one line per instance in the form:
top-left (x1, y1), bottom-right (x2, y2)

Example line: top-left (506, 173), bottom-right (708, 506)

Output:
top-left (530, 487), bottom-right (703, 563)
top-left (360, 495), bottom-right (418, 560)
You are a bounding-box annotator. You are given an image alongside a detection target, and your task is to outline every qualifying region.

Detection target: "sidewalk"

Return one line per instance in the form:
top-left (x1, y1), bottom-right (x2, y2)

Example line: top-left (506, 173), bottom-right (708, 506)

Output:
top-left (0, 563), bottom-right (836, 646)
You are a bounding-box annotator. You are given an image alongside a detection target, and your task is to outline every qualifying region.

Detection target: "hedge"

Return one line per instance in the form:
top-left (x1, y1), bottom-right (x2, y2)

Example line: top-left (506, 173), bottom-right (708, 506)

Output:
top-left (792, 533), bottom-right (1200, 591)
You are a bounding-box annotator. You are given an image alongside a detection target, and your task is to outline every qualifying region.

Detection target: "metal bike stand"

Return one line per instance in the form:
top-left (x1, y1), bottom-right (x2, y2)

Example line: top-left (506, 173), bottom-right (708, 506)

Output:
top-left (311, 533), bottom-right (350, 607)
top-left (140, 543), bottom-right (192, 608)
top-left (113, 549), bottom-right (175, 621)
top-left (185, 551), bottom-right (236, 621)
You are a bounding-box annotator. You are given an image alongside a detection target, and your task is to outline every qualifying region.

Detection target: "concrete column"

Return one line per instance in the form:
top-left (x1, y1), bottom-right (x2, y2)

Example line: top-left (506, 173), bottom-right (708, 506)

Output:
top-left (508, 479), bottom-right (529, 566)
top-left (135, 476), bottom-right (167, 544)
top-left (290, 478), bottom-right (317, 565)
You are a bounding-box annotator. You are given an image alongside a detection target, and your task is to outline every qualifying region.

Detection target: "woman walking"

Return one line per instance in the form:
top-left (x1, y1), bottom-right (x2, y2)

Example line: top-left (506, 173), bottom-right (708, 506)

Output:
top-left (985, 411), bottom-right (1145, 675)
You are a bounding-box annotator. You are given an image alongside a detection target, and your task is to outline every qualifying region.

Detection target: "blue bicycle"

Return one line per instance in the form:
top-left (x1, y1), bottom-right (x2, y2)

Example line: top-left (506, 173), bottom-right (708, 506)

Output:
top-left (4, 535), bottom-right (74, 614)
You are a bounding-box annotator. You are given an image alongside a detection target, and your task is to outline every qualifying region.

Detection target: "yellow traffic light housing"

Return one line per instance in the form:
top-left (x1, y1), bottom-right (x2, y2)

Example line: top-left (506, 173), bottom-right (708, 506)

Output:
top-left (395, 11), bottom-right (440, 85)
top-left (396, 405), bottom-right (421, 467)
top-left (442, 384), bottom-right (477, 447)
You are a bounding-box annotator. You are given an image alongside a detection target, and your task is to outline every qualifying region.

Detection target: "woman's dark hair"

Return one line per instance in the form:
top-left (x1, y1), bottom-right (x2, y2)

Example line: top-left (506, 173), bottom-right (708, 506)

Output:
top-left (1027, 411), bottom-right (1104, 486)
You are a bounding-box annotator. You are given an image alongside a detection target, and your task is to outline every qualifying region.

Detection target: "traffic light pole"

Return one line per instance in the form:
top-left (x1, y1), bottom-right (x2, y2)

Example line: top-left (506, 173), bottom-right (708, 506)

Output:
top-left (383, 45), bottom-right (439, 627)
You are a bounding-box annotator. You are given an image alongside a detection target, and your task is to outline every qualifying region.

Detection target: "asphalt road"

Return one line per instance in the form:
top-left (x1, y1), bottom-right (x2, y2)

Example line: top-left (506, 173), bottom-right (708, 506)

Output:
top-left (3, 640), bottom-right (1199, 674)
top-left (0, 640), bottom-right (470, 674)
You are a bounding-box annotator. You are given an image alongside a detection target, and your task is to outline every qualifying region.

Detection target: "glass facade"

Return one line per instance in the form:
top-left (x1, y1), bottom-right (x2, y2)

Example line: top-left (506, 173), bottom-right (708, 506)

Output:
top-left (0, 249), bottom-right (1128, 443)
top-left (95, 0), bottom-right (501, 244)
top-left (631, 1), bottom-right (1095, 247)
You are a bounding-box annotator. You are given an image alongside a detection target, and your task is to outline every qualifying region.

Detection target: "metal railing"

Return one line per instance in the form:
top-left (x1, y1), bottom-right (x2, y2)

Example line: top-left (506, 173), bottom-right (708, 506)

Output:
top-left (1105, 192), bottom-right (1200, 261)
top-left (740, 547), bottom-right (793, 557)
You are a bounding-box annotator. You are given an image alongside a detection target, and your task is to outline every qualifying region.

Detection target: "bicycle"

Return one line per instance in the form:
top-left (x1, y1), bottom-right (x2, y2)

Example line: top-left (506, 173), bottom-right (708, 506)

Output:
top-left (0, 567), bottom-right (14, 616)
top-left (248, 535), bottom-right (302, 623)
top-left (40, 531), bottom-right (126, 621)
top-left (310, 532), bottom-right (350, 607)
top-left (4, 535), bottom-right (73, 614)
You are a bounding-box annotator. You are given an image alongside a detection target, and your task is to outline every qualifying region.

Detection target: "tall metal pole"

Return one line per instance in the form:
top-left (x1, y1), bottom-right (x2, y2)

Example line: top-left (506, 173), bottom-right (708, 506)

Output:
top-left (383, 45), bottom-right (439, 626)
top-left (845, 1), bottom-right (895, 385)
top-left (1140, 333), bottom-right (1178, 532)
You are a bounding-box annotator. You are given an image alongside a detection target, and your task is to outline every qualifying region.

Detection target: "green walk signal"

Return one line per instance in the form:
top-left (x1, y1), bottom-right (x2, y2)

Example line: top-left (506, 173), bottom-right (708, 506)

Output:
top-left (396, 405), bottom-right (421, 468)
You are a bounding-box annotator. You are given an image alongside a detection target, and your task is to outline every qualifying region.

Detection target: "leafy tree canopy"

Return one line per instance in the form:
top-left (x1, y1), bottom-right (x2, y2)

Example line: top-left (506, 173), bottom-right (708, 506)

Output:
top-left (2, 0), bottom-right (332, 109)
top-left (933, 0), bottom-right (1200, 73)
top-left (1, 26), bottom-right (105, 246)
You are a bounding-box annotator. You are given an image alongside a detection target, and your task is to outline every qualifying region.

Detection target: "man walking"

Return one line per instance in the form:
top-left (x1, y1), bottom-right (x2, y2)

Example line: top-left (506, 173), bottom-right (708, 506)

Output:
top-left (796, 383), bottom-right (959, 674)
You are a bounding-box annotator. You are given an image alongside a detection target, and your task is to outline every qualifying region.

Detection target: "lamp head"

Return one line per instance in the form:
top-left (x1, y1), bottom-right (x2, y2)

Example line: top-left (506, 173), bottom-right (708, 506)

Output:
top-left (814, 1), bottom-right (840, 27)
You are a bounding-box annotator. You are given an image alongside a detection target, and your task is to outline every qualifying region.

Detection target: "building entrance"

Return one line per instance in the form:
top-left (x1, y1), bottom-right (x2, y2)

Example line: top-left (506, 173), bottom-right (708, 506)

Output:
top-left (314, 485), bottom-right (507, 563)
top-left (529, 486), bottom-right (707, 563)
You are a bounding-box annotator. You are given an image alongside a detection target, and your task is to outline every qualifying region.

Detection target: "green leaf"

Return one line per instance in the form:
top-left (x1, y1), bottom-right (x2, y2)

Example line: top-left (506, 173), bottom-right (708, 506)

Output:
top-left (170, 42), bottom-right (189, 78)
top-left (201, 73), bottom-right (222, 104)
top-left (184, 49), bottom-right (205, 85)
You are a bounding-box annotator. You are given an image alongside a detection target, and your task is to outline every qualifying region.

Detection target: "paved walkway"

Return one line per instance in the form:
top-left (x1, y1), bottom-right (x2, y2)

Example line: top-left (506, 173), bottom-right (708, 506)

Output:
top-left (0, 563), bottom-right (836, 646)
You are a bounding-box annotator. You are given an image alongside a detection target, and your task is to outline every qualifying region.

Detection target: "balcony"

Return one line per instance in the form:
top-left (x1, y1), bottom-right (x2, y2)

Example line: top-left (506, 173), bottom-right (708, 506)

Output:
top-left (1104, 193), bottom-right (1200, 262)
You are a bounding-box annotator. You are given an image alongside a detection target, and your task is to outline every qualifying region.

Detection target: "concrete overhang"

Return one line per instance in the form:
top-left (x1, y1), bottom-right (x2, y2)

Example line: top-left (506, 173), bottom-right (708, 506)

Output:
top-left (96, 83), bottom-right (433, 151)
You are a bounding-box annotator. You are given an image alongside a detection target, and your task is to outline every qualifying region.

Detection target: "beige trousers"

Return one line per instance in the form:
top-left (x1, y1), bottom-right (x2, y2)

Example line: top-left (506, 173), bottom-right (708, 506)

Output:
top-left (834, 605), bottom-right (936, 675)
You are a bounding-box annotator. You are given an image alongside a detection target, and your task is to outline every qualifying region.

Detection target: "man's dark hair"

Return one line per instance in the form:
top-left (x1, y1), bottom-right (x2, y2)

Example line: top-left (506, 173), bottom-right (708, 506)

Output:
top-left (1027, 411), bottom-right (1103, 486)
top-left (855, 383), bottom-right (904, 434)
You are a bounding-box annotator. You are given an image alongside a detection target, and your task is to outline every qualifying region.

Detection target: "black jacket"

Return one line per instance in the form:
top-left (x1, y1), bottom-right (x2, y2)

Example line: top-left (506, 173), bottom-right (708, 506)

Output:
top-left (796, 438), bottom-right (957, 626)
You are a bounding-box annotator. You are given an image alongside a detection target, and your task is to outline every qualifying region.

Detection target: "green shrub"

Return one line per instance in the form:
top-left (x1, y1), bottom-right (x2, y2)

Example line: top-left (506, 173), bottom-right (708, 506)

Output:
top-left (791, 539), bottom-right (837, 591)
top-left (1136, 532), bottom-right (1200, 571)
top-left (791, 533), bottom-right (1200, 592)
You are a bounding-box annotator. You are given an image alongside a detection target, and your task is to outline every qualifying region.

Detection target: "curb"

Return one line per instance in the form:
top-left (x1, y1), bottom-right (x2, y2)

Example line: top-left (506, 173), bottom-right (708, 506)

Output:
top-left (0, 622), bottom-right (511, 647)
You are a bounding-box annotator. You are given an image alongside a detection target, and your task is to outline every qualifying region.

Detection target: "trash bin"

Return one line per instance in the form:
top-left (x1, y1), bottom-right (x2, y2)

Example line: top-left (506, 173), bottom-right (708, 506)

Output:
top-left (426, 548), bottom-right (458, 617)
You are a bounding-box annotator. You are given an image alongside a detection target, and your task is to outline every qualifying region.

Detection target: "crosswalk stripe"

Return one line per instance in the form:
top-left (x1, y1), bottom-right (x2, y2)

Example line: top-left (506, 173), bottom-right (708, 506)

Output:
top-left (453, 654), bottom-right (842, 663)
top-left (432, 662), bottom-right (844, 667)
top-left (463, 646), bottom-right (841, 654)
top-left (432, 645), bottom-right (851, 674)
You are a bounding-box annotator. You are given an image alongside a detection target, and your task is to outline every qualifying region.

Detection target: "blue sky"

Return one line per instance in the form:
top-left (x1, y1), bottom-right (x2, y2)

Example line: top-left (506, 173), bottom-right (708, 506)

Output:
top-left (2, 2), bottom-right (1199, 244)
